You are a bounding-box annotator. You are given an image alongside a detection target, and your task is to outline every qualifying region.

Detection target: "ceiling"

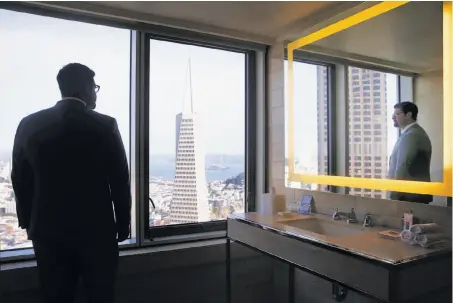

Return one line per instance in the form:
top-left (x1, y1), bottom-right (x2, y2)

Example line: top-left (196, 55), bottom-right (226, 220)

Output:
top-left (306, 1), bottom-right (443, 73)
top-left (31, 1), bottom-right (364, 44)
top-left (25, 1), bottom-right (443, 73)
top-left (94, 1), bottom-right (335, 39)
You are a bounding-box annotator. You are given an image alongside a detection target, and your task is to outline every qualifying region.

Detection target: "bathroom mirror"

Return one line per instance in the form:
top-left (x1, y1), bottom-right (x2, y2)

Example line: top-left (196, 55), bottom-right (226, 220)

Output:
top-left (285, 1), bottom-right (452, 206)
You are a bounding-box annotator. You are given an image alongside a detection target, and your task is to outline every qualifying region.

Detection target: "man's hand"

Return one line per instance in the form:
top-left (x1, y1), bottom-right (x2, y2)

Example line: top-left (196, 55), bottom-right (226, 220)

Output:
top-left (117, 225), bottom-right (130, 243)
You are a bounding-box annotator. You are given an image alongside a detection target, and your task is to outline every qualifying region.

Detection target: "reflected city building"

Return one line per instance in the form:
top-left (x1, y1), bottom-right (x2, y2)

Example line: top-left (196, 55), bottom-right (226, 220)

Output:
top-left (285, 1), bottom-right (450, 206)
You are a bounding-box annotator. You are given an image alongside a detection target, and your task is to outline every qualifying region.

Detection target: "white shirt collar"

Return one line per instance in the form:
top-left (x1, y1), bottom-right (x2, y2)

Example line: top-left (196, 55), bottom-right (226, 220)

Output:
top-left (61, 97), bottom-right (86, 107)
top-left (402, 122), bottom-right (417, 134)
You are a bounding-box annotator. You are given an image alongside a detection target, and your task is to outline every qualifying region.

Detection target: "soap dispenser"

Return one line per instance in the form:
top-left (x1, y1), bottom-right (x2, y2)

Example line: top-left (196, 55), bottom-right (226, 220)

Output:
top-left (401, 209), bottom-right (415, 230)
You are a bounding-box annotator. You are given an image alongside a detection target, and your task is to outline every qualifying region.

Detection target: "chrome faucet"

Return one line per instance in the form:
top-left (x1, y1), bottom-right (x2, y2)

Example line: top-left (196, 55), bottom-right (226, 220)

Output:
top-left (332, 208), bottom-right (358, 224)
top-left (332, 208), bottom-right (341, 220)
top-left (363, 214), bottom-right (372, 227)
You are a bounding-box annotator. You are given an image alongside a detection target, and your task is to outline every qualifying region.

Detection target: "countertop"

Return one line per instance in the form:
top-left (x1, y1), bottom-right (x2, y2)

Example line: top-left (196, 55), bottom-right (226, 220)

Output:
top-left (229, 212), bottom-right (452, 265)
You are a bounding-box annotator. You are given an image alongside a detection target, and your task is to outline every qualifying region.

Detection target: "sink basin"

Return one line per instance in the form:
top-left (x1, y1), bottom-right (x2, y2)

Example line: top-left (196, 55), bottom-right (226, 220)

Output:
top-left (282, 218), bottom-right (365, 238)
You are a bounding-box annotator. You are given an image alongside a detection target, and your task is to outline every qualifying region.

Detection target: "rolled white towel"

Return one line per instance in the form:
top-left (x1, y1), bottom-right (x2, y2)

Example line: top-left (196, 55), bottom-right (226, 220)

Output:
top-left (409, 223), bottom-right (441, 235)
top-left (400, 230), bottom-right (417, 245)
top-left (415, 233), bottom-right (445, 248)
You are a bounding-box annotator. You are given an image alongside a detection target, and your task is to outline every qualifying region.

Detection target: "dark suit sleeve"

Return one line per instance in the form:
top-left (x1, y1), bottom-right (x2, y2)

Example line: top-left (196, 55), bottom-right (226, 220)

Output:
top-left (107, 119), bottom-right (131, 236)
top-left (11, 120), bottom-right (34, 229)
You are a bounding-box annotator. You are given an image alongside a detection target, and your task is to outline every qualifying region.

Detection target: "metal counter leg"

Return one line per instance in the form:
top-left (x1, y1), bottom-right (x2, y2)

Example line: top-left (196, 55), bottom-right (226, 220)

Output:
top-left (226, 238), bottom-right (231, 303)
top-left (289, 265), bottom-right (295, 303)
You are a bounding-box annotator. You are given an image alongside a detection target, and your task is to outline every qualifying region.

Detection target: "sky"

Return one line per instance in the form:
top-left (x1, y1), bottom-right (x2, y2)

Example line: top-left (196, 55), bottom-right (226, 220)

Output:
top-left (0, 8), bottom-right (401, 166)
top-left (0, 9), bottom-right (245, 159)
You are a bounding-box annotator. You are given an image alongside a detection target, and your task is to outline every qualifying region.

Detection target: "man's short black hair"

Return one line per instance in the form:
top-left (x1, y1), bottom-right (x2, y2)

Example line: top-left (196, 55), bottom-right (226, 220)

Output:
top-left (394, 101), bottom-right (418, 121)
top-left (57, 63), bottom-right (95, 97)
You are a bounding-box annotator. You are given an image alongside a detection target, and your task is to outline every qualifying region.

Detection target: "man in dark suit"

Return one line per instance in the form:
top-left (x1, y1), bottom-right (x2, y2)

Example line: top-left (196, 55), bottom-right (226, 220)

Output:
top-left (11, 63), bottom-right (131, 303)
top-left (388, 102), bottom-right (433, 203)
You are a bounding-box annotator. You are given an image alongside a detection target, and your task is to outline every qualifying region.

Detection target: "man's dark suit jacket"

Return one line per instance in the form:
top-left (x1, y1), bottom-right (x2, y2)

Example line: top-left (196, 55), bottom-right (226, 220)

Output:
top-left (11, 99), bottom-right (131, 242)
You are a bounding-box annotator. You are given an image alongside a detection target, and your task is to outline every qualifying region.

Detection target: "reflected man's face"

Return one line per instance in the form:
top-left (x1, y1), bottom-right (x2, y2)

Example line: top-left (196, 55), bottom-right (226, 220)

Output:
top-left (392, 108), bottom-right (410, 128)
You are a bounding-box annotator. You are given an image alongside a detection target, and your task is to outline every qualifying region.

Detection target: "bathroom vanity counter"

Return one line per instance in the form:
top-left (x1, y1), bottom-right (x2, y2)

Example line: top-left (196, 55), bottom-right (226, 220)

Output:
top-left (229, 212), bottom-right (451, 265)
top-left (227, 212), bottom-right (452, 303)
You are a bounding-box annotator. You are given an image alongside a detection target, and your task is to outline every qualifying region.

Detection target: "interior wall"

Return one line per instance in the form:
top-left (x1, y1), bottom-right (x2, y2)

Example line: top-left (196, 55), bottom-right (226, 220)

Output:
top-left (267, 42), bottom-right (293, 201)
top-left (413, 70), bottom-right (446, 206)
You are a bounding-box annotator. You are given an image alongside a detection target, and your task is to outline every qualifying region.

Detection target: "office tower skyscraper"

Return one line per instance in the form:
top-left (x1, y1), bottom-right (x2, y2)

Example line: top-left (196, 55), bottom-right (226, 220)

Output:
top-left (316, 66), bottom-right (388, 198)
top-left (170, 61), bottom-right (210, 224)
top-left (317, 67), bottom-right (328, 178)
top-left (348, 67), bottom-right (388, 198)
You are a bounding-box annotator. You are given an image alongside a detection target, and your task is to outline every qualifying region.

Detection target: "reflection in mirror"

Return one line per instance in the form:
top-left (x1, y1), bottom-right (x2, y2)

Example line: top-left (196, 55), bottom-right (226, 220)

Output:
top-left (284, 60), bottom-right (329, 192)
top-left (347, 67), bottom-right (399, 199)
top-left (285, 1), bottom-right (451, 206)
top-left (347, 67), bottom-right (439, 204)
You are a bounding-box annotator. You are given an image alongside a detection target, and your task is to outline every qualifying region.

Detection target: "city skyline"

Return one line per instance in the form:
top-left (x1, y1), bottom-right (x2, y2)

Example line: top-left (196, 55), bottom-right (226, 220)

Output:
top-left (0, 8), bottom-right (246, 250)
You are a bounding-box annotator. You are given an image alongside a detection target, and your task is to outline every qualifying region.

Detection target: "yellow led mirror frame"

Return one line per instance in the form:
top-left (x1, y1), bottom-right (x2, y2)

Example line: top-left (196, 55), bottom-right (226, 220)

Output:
top-left (287, 1), bottom-right (452, 197)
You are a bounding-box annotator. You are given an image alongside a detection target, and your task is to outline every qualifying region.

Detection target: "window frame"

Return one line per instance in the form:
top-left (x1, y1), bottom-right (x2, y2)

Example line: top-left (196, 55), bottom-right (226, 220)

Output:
top-left (143, 33), bottom-right (259, 244)
top-left (283, 48), bottom-right (415, 195)
top-left (345, 66), bottom-right (414, 195)
top-left (283, 51), bottom-right (336, 192)
top-left (0, 3), bottom-right (266, 260)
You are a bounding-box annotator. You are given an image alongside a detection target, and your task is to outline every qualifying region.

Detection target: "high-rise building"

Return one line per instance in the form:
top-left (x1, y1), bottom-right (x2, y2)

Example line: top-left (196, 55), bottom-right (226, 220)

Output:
top-left (316, 67), bottom-right (329, 192)
top-left (170, 61), bottom-right (209, 224)
top-left (316, 66), bottom-right (388, 198)
top-left (348, 67), bottom-right (388, 198)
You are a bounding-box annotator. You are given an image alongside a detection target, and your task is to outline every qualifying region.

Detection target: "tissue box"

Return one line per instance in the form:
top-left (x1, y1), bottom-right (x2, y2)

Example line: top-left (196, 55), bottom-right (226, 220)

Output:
top-left (261, 193), bottom-right (286, 215)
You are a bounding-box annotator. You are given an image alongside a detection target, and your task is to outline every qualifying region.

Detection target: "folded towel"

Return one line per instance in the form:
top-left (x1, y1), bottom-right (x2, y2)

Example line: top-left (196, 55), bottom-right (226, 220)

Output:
top-left (400, 230), bottom-right (417, 245)
top-left (415, 233), bottom-right (445, 248)
top-left (409, 223), bottom-right (441, 235)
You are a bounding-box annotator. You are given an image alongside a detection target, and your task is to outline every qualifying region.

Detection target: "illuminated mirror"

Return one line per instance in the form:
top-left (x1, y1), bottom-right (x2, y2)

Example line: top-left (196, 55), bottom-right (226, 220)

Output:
top-left (286, 1), bottom-right (452, 206)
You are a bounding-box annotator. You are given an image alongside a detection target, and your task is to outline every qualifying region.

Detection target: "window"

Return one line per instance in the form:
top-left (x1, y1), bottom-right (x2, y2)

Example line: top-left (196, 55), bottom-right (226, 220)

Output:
top-left (0, 9), bottom-right (131, 251)
top-left (1, 7), bottom-right (261, 259)
top-left (284, 61), bottom-right (330, 191)
top-left (148, 39), bottom-right (246, 234)
top-left (347, 66), bottom-right (401, 198)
